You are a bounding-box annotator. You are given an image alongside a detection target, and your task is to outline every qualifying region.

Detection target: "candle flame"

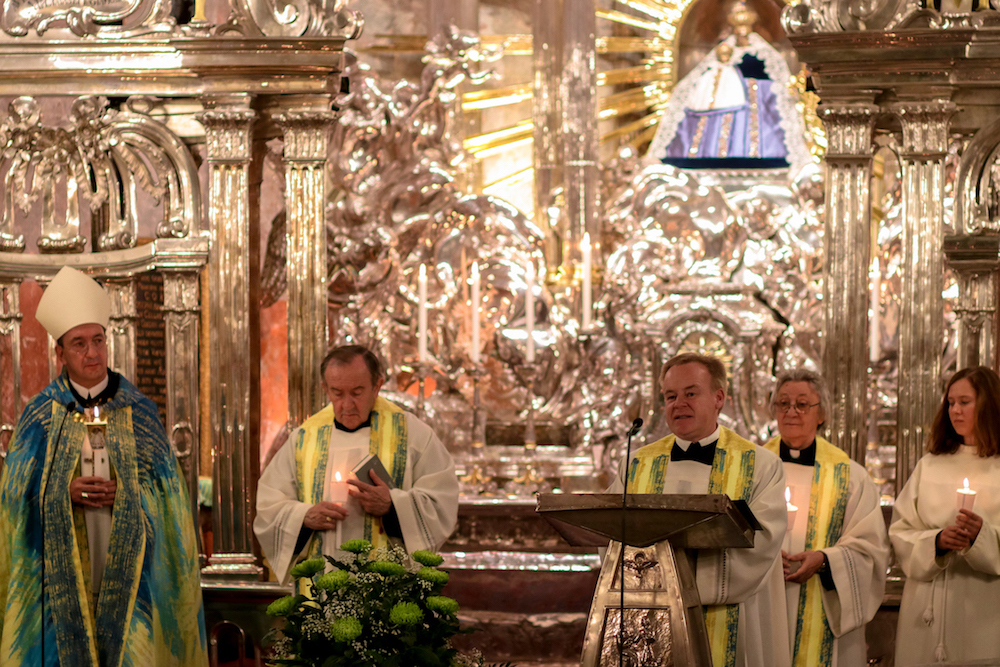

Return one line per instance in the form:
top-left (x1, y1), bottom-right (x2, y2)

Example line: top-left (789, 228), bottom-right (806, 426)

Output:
top-left (471, 262), bottom-right (479, 280)
top-left (785, 487), bottom-right (791, 503)
top-left (93, 406), bottom-right (99, 420)
top-left (583, 231), bottom-right (591, 249)
top-left (964, 477), bottom-right (970, 490)
top-left (335, 471), bottom-right (343, 483)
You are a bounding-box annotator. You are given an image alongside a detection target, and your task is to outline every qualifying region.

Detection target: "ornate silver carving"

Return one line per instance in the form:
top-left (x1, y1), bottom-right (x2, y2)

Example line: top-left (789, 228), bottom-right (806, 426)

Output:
top-left (105, 277), bottom-right (138, 383)
top-left (1, 0), bottom-right (172, 37)
top-left (0, 96), bottom-right (201, 254)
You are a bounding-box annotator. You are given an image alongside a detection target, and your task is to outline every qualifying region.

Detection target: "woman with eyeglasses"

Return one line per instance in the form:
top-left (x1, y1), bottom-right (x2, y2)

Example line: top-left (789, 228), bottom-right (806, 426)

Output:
top-left (764, 369), bottom-right (889, 667)
top-left (890, 366), bottom-right (1000, 666)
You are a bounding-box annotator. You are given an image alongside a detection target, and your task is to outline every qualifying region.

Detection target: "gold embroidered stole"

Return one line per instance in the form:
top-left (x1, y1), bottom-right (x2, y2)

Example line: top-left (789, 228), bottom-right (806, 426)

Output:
top-left (627, 428), bottom-right (756, 667)
top-left (295, 396), bottom-right (408, 557)
top-left (765, 436), bottom-right (851, 667)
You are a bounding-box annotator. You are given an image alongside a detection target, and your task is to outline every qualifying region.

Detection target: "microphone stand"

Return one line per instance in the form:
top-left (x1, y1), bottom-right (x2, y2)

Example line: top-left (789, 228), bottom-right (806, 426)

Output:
top-left (41, 399), bottom-right (76, 667)
top-left (618, 417), bottom-right (642, 667)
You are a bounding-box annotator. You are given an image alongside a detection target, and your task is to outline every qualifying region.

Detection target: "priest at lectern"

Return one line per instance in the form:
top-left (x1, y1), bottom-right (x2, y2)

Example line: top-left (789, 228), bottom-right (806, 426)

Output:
top-left (608, 352), bottom-right (790, 667)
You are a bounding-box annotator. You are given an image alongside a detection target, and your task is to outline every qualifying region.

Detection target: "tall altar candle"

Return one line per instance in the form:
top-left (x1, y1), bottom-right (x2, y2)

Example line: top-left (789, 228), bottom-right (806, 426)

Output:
top-left (582, 232), bottom-right (592, 330)
top-left (870, 257), bottom-right (880, 362)
top-left (418, 264), bottom-right (428, 363)
top-left (526, 262), bottom-right (535, 363)
top-left (470, 262), bottom-right (481, 364)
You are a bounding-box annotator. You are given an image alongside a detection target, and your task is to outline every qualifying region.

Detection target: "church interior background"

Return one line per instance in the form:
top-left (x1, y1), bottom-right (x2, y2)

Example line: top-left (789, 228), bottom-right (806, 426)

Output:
top-left (1, 0), bottom-right (999, 661)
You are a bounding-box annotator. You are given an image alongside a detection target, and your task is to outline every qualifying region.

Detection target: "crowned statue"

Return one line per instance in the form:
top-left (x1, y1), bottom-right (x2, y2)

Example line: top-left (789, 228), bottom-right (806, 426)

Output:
top-left (646, 1), bottom-right (811, 174)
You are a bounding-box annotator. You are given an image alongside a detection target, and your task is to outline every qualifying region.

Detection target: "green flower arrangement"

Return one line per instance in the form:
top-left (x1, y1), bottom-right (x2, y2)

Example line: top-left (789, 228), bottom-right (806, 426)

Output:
top-left (264, 541), bottom-right (473, 667)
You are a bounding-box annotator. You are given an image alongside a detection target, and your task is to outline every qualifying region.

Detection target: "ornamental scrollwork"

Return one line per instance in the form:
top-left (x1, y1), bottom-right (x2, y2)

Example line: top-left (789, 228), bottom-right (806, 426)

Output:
top-left (0, 95), bottom-right (202, 254)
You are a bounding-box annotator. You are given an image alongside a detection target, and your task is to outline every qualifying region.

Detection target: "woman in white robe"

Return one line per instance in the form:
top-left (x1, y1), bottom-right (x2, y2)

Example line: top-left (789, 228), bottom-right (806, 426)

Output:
top-left (765, 369), bottom-right (889, 667)
top-left (891, 366), bottom-right (1000, 666)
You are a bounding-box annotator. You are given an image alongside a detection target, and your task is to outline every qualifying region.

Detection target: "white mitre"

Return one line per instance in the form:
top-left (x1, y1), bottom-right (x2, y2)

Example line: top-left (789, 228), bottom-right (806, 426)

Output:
top-left (35, 266), bottom-right (111, 340)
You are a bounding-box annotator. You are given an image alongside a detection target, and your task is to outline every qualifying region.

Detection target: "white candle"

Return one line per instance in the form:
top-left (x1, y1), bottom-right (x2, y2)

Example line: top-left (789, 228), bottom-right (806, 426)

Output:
top-left (957, 477), bottom-right (977, 511)
top-left (784, 486), bottom-right (798, 553)
top-left (418, 264), bottom-right (428, 363)
top-left (470, 262), bottom-right (480, 364)
top-left (331, 470), bottom-right (348, 549)
top-left (525, 263), bottom-right (535, 363)
top-left (582, 232), bottom-right (592, 330)
top-left (330, 470), bottom-right (349, 503)
top-left (785, 487), bottom-right (798, 531)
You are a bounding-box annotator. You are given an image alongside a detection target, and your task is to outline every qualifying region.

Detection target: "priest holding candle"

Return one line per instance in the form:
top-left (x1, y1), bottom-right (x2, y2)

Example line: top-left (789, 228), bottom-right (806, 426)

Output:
top-left (254, 345), bottom-right (460, 585)
top-left (891, 366), bottom-right (1000, 665)
top-left (764, 369), bottom-right (889, 667)
top-left (0, 266), bottom-right (207, 666)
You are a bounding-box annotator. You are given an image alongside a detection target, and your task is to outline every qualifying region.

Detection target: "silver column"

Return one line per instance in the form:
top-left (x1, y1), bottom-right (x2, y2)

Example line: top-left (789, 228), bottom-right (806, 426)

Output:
top-left (945, 234), bottom-right (1000, 370)
top-left (561, 0), bottom-right (599, 285)
top-left (163, 269), bottom-right (203, 552)
top-left (533, 0), bottom-right (564, 270)
top-left (278, 107), bottom-right (335, 425)
top-left (0, 280), bottom-right (21, 459)
top-left (820, 102), bottom-right (878, 464)
top-left (105, 278), bottom-right (138, 383)
top-left (199, 100), bottom-right (264, 579)
top-left (893, 101), bottom-right (955, 490)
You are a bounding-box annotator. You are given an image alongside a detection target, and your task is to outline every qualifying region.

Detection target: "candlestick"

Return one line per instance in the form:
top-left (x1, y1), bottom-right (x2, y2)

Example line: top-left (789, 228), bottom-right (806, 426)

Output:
top-left (525, 263), bottom-right (535, 363)
top-left (192, 0), bottom-right (207, 22)
top-left (415, 362), bottom-right (428, 419)
top-left (470, 262), bottom-right (481, 364)
top-left (957, 477), bottom-right (977, 512)
top-left (582, 232), bottom-right (592, 330)
top-left (418, 264), bottom-right (428, 363)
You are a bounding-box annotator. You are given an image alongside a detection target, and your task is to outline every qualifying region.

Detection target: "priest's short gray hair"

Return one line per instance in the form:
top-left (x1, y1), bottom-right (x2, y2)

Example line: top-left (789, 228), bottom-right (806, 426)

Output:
top-left (320, 345), bottom-right (384, 386)
top-left (770, 368), bottom-right (831, 422)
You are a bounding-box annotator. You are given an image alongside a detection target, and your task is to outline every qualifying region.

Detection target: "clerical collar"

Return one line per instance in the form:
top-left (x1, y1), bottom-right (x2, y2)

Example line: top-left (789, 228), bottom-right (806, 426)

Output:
top-left (68, 371), bottom-right (117, 407)
top-left (674, 425), bottom-right (720, 451)
top-left (335, 413), bottom-right (373, 433)
top-left (780, 440), bottom-right (817, 466)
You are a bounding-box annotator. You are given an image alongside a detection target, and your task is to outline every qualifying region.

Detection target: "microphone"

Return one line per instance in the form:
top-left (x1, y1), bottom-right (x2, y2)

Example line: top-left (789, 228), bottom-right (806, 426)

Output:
top-left (618, 416), bottom-right (643, 666)
top-left (41, 399), bottom-right (75, 667)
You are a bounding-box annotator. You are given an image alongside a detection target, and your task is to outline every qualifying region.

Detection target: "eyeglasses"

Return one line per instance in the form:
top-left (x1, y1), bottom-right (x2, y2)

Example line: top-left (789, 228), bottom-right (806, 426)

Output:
top-left (775, 400), bottom-right (820, 414)
top-left (65, 337), bottom-right (107, 356)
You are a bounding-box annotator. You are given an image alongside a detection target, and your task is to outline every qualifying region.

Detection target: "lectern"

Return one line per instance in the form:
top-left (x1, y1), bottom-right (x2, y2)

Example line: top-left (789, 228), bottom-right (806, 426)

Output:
top-left (536, 493), bottom-right (758, 667)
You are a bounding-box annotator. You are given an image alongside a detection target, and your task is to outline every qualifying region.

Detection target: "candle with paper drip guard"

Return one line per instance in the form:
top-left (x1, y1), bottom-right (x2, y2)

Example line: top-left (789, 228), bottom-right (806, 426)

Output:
top-left (330, 471), bottom-right (349, 549)
top-left (957, 477), bottom-right (977, 512)
top-left (82, 406), bottom-right (111, 481)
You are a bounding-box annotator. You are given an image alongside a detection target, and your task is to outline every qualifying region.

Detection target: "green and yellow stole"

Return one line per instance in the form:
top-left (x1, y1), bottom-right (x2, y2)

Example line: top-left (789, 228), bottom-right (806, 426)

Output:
top-left (765, 436), bottom-right (851, 667)
top-left (294, 396), bottom-right (408, 557)
top-left (627, 427), bottom-right (756, 667)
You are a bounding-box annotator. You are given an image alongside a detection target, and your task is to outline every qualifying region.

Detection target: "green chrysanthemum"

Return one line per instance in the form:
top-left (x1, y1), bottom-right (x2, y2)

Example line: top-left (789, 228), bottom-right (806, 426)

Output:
top-left (417, 566), bottom-right (449, 585)
top-left (426, 596), bottom-right (459, 615)
top-left (289, 558), bottom-right (325, 579)
top-left (316, 570), bottom-right (351, 592)
top-left (389, 601), bottom-right (424, 626)
top-left (341, 539), bottom-right (372, 554)
top-left (368, 560), bottom-right (407, 577)
top-left (266, 595), bottom-right (299, 617)
top-left (331, 616), bottom-right (363, 642)
top-left (412, 550), bottom-right (444, 567)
